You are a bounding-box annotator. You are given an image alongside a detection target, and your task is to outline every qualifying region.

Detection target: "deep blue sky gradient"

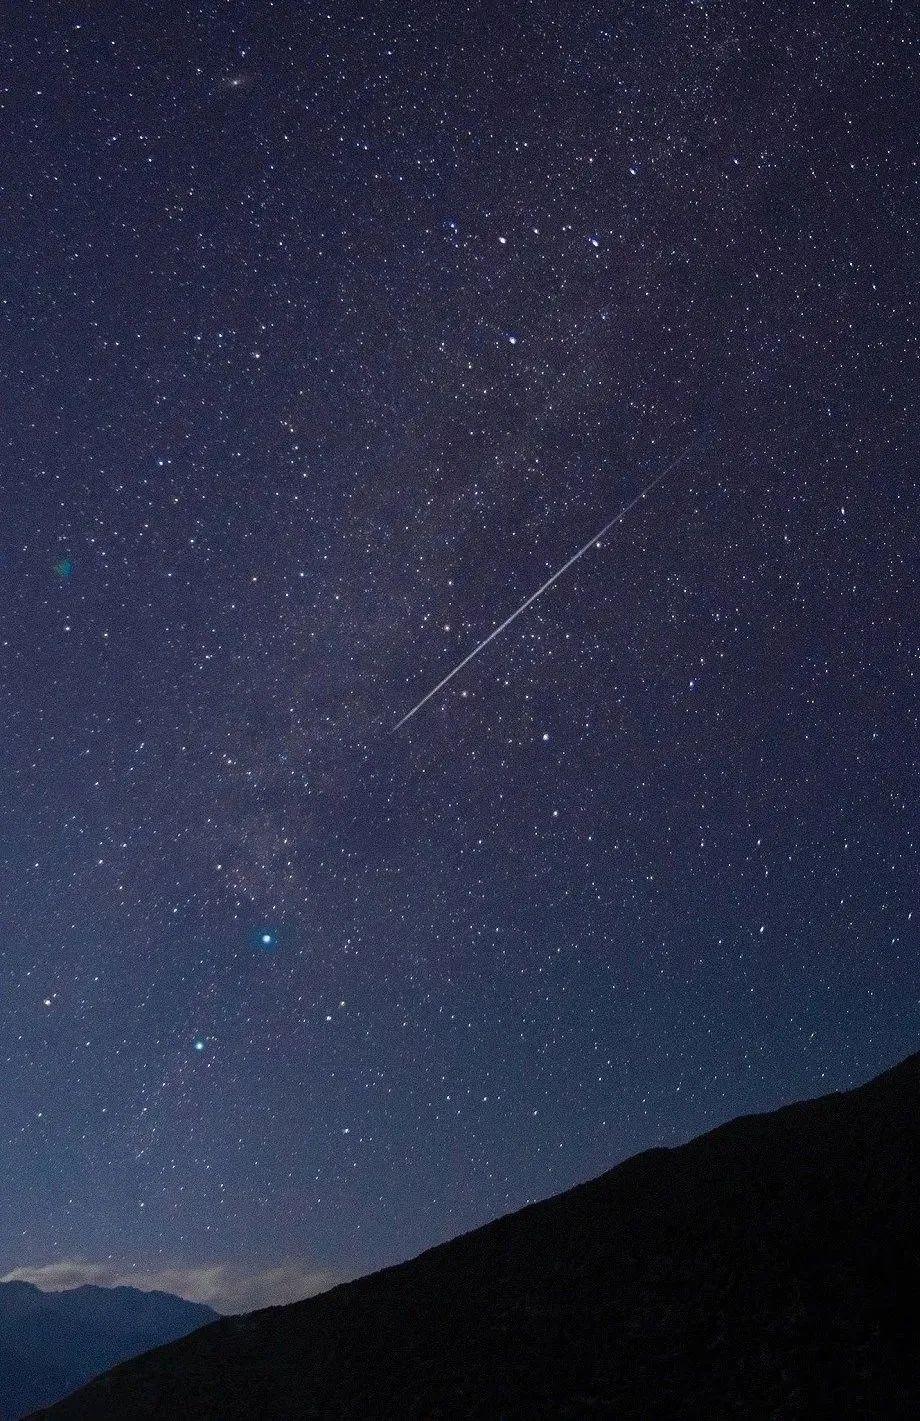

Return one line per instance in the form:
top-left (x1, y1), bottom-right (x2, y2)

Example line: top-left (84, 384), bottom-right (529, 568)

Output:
top-left (1, 0), bottom-right (916, 1301)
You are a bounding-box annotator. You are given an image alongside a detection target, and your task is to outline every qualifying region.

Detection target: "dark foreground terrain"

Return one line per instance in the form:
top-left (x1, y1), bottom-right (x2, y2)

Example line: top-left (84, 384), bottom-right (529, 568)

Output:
top-left (32, 1053), bottom-right (920, 1419)
top-left (0, 1281), bottom-right (214, 1418)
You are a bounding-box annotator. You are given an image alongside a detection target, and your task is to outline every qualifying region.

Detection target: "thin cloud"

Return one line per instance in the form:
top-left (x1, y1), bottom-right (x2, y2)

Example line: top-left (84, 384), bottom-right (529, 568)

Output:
top-left (0, 1259), bottom-right (344, 1314)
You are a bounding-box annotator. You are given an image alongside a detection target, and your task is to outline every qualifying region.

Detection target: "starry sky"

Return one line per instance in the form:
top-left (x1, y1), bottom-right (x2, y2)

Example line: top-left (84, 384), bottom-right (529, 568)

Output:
top-left (1, 1), bottom-right (916, 1313)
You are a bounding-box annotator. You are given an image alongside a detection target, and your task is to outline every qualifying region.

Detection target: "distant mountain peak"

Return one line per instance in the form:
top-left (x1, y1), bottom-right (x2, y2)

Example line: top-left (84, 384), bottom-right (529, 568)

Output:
top-left (0, 1280), bottom-right (215, 1419)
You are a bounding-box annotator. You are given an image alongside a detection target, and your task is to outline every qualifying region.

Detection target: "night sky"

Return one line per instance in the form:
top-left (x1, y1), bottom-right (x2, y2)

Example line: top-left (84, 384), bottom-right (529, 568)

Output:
top-left (2, 1), bottom-right (916, 1313)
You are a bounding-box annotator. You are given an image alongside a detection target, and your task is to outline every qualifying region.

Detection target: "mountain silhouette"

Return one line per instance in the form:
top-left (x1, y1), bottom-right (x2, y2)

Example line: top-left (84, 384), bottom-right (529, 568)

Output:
top-left (0, 1281), bottom-right (215, 1418)
top-left (30, 1051), bottom-right (920, 1418)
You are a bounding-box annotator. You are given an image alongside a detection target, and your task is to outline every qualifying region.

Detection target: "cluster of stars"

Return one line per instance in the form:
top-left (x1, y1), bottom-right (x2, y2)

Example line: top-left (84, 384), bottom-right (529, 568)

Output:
top-left (0, 0), bottom-right (914, 1301)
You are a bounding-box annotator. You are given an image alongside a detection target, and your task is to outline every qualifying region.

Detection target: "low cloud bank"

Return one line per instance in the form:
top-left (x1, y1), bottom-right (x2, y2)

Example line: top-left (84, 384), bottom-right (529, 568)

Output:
top-left (0, 1259), bottom-right (344, 1313)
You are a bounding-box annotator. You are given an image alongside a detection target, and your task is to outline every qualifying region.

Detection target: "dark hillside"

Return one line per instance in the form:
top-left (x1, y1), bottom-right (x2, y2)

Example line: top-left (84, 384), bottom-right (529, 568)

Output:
top-left (32, 1052), bottom-right (920, 1419)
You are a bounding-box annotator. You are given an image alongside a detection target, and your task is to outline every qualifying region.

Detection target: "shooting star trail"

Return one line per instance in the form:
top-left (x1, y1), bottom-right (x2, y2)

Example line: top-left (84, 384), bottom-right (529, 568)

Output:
top-left (393, 439), bottom-right (699, 731)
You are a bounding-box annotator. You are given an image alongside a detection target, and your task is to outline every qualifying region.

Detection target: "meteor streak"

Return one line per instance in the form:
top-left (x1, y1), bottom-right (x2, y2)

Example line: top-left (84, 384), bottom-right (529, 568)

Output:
top-left (393, 440), bottom-right (698, 731)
